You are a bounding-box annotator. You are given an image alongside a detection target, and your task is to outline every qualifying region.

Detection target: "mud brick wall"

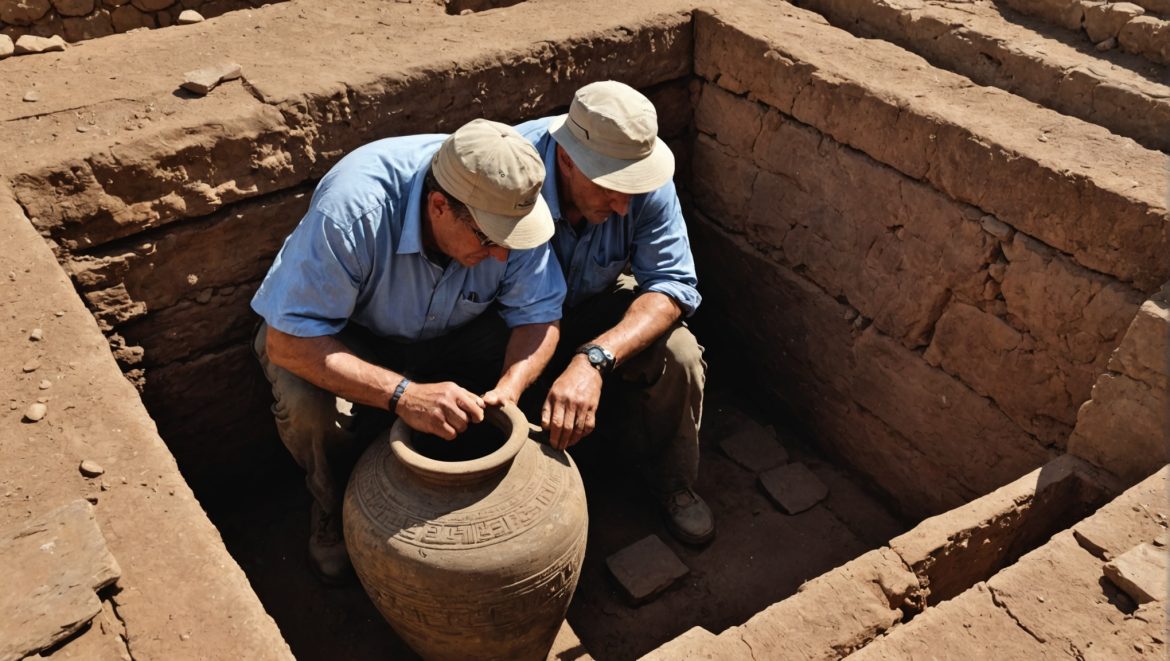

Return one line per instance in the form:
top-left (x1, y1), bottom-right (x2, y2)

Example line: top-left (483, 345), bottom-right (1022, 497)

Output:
top-left (10, 2), bottom-right (696, 495)
top-left (996, 0), bottom-right (1170, 65)
top-left (0, 0), bottom-right (283, 43)
top-left (687, 2), bottom-right (1167, 518)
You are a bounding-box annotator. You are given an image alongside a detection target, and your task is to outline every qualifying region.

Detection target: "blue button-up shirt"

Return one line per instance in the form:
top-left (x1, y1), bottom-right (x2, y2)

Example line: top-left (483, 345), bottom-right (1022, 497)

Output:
top-left (251, 133), bottom-right (566, 341)
top-left (514, 117), bottom-right (701, 315)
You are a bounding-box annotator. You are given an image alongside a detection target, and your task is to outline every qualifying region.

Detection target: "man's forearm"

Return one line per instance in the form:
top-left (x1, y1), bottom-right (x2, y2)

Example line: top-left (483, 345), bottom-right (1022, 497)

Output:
top-left (266, 326), bottom-right (401, 410)
top-left (592, 291), bottom-right (681, 367)
top-left (495, 322), bottom-right (560, 400)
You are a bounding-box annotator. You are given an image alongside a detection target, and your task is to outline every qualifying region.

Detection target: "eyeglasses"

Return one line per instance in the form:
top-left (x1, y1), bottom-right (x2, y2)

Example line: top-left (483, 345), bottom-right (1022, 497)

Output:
top-left (463, 217), bottom-right (500, 248)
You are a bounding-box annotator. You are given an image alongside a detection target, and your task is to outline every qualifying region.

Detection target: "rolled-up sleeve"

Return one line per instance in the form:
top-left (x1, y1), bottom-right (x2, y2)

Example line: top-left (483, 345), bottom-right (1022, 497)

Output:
top-left (496, 242), bottom-right (567, 327)
top-left (250, 209), bottom-right (370, 337)
top-left (630, 181), bottom-right (702, 316)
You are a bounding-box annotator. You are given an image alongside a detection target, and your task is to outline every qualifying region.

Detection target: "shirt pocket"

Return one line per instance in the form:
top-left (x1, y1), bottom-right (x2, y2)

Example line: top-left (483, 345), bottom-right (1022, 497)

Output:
top-left (449, 290), bottom-right (495, 328)
top-left (583, 255), bottom-right (629, 296)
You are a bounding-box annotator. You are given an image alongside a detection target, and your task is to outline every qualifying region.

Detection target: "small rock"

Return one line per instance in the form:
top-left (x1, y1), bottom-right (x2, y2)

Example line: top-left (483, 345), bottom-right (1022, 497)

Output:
top-left (177, 10), bottom-right (204, 24)
top-left (0, 35), bottom-right (14, 60)
top-left (22, 90), bottom-right (40, 103)
top-left (86, 495), bottom-right (98, 505)
top-left (720, 423), bottom-right (789, 473)
top-left (759, 462), bottom-right (830, 514)
top-left (179, 632), bottom-right (191, 641)
top-left (23, 403), bottom-right (47, 422)
top-left (22, 359), bottom-right (40, 373)
top-left (79, 460), bottom-right (105, 478)
top-left (181, 62), bottom-right (243, 95)
top-left (38, 379), bottom-right (52, 390)
top-left (54, 310), bottom-right (65, 317)
top-left (1096, 36), bottom-right (1118, 51)
top-left (1153, 532), bottom-right (1167, 547)
top-left (29, 328), bottom-right (43, 341)
top-left (14, 35), bottom-right (68, 55)
top-left (99, 481), bottom-right (109, 492)
top-left (76, 125), bottom-right (90, 133)
top-left (195, 289), bottom-right (213, 304)
top-left (979, 215), bottom-right (1014, 241)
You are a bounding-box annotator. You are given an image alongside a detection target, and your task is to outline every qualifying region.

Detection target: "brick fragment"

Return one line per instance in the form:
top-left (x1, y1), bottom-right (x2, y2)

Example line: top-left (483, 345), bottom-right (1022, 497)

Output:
top-left (1104, 543), bottom-right (1168, 604)
top-left (760, 462), bottom-right (829, 514)
top-left (606, 535), bottom-right (689, 605)
top-left (14, 34), bottom-right (67, 54)
top-left (719, 421), bottom-right (788, 473)
top-left (181, 62), bottom-right (243, 95)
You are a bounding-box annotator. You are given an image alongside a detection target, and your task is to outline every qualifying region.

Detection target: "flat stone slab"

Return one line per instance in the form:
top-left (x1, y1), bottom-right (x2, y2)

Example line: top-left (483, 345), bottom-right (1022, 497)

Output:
top-left (0, 500), bottom-right (122, 661)
top-left (760, 462), bottom-right (829, 514)
top-left (14, 35), bottom-right (67, 55)
top-left (719, 422), bottom-right (789, 472)
top-left (181, 63), bottom-right (243, 96)
top-left (606, 535), bottom-right (689, 605)
top-left (1104, 543), bottom-right (1168, 604)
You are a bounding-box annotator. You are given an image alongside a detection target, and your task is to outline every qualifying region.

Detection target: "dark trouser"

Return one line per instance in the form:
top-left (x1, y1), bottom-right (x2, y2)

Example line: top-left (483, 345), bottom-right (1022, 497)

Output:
top-left (253, 313), bottom-right (509, 514)
top-left (527, 274), bottom-right (707, 494)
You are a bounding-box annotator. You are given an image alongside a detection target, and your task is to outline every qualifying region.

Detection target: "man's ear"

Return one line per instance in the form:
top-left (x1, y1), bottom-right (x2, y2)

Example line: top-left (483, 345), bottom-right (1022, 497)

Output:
top-left (427, 190), bottom-right (449, 219)
top-left (556, 145), bottom-right (575, 173)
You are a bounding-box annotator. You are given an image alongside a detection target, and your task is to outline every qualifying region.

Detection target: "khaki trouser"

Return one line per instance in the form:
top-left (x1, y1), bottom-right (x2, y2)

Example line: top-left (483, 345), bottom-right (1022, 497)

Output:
top-left (253, 314), bottom-right (509, 515)
top-left (528, 274), bottom-right (707, 494)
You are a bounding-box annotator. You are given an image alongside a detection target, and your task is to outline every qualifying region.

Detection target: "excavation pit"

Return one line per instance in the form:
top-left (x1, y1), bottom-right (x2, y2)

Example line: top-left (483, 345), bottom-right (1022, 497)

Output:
top-left (1, 0), bottom-right (1166, 659)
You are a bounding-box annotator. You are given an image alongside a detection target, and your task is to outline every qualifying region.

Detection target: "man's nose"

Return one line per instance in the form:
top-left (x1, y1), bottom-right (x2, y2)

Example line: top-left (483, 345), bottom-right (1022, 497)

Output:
top-left (610, 192), bottom-right (631, 216)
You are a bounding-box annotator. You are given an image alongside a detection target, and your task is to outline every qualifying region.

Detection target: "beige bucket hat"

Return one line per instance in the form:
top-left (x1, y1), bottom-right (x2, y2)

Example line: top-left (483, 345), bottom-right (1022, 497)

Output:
top-left (549, 80), bottom-right (676, 195)
top-left (432, 118), bottom-right (554, 250)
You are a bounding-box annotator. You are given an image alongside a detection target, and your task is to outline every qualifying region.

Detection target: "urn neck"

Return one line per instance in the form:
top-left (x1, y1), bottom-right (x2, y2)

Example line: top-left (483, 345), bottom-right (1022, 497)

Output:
top-left (390, 403), bottom-right (532, 487)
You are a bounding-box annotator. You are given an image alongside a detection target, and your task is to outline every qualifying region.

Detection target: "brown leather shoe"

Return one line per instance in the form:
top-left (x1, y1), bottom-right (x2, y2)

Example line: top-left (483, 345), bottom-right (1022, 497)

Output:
top-left (309, 501), bottom-right (353, 585)
top-left (659, 488), bottom-right (716, 546)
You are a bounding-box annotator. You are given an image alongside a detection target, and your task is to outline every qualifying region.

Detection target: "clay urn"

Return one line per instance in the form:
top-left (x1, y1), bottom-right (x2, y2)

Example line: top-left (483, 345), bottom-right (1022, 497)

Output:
top-left (343, 402), bottom-right (588, 660)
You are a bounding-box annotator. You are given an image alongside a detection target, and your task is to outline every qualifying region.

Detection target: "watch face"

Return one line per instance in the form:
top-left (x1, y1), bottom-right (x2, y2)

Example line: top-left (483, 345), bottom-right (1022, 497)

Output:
top-left (587, 347), bottom-right (605, 364)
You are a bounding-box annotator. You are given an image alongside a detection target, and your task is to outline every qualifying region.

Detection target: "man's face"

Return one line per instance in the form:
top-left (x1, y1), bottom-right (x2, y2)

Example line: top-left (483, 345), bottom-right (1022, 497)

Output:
top-left (558, 147), bottom-right (632, 224)
top-left (428, 192), bottom-right (509, 267)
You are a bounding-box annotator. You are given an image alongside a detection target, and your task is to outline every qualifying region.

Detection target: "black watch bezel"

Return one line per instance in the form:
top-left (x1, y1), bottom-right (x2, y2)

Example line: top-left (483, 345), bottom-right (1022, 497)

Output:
top-left (575, 343), bottom-right (615, 376)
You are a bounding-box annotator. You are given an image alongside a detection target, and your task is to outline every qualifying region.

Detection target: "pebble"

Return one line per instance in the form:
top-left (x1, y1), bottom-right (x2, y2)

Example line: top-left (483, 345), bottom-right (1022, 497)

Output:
top-left (76, 126), bottom-right (90, 133)
top-left (79, 460), bottom-right (105, 478)
top-left (14, 35), bottom-right (67, 55)
top-left (38, 379), bottom-right (51, 390)
top-left (1095, 37), bottom-right (1118, 52)
top-left (181, 62), bottom-right (243, 96)
top-left (23, 403), bottom-right (47, 422)
top-left (29, 328), bottom-right (43, 341)
top-left (54, 310), bottom-right (64, 317)
top-left (22, 90), bottom-right (39, 103)
top-left (177, 10), bottom-right (204, 24)
top-left (22, 359), bottom-right (40, 373)
top-left (179, 633), bottom-right (191, 641)
top-left (0, 35), bottom-right (13, 60)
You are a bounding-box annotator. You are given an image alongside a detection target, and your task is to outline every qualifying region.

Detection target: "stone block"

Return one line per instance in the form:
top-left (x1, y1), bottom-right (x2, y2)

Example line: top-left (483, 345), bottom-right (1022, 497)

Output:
top-left (760, 462), bottom-right (829, 514)
top-left (694, 83), bottom-right (763, 156)
top-left (0, 34), bottom-right (13, 58)
top-left (51, 0), bottom-right (95, 17)
top-left (1104, 543), bottom-right (1168, 604)
top-left (1119, 15), bottom-right (1170, 64)
top-left (0, 500), bottom-right (121, 660)
top-left (694, 4), bottom-right (1170, 290)
top-left (176, 9), bottom-right (203, 24)
top-left (1072, 468), bottom-right (1168, 561)
top-left (718, 420), bottom-right (788, 473)
top-left (63, 10), bottom-right (114, 42)
top-left (606, 535), bottom-right (689, 605)
top-left (181, 62), bottom-right (243, 95)
top-left (110, 3), bottom-right (152, 31)
top-left (14, 34), bottom-right (67, 53)
top-left (131, 0), bottom-right (174, 10)
top-left (1110, 298), bottom-right (1170, 390)
top-left (0, 0), bottom-right (53, 25)
top-left (924, 301), bottom-right (1081, 446)
top-left (997, 0), bottom-right (1087, 30)
top-left (691, 134), bottom-right (755, 227)
top-left (731, 548), bottom-right (922, 659)
top-left (1085, 1), bottom-right (1145, 42)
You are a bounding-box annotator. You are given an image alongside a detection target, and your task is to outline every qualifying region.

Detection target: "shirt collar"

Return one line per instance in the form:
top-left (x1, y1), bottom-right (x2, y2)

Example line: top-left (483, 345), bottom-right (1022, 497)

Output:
top-left (397, 162), bottom-right (430, 255)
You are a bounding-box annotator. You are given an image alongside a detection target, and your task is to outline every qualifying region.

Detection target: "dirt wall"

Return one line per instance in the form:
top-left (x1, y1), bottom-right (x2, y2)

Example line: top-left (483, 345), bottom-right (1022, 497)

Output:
top-left (687, 2), bottom-right (1165, 517)
top-left (0, 0), bottom-right (282, 43)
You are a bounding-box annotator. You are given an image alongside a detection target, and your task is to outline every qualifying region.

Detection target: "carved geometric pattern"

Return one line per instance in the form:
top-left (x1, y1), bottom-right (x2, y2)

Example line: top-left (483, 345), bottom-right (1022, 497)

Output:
top-left (352, 440), bottom-right (571, 549)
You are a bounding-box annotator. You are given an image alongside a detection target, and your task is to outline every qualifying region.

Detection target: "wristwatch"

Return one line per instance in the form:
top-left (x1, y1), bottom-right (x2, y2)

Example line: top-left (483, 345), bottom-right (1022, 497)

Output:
top-left (575, 343), bottom-right (615, 376)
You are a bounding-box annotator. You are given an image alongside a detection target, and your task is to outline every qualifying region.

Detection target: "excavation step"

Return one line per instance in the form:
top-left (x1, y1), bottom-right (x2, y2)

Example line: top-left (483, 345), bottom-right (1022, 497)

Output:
top-left (998, 0), bottom-right (1170, 65)
top-left (794, 0), bottom-right (1170, 152)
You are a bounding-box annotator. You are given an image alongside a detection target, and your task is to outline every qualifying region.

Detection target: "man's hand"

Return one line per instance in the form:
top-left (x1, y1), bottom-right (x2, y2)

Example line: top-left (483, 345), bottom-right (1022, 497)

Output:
top-left (483, 385), bottom-right (521, 408)
top-left (395, 381), bottom-right (485, 441)
top-left (541, 355), bottom-right (603, 450)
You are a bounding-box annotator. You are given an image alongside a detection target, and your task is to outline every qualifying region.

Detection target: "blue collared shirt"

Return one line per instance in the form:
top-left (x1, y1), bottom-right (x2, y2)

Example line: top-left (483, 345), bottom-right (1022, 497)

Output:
top-left (514, 117), bottom-right (701, 315)
top-left (251, 133), bottom-right (566, 341)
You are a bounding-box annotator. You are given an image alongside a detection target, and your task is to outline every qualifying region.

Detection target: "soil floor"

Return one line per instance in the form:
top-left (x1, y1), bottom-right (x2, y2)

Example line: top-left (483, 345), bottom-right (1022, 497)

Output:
top-left (210, 357), bottom-right (909, 661)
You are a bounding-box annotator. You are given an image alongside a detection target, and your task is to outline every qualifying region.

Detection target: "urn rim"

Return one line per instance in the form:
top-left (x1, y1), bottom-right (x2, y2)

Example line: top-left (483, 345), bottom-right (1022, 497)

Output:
top-left (389, 401), bottom-right (530, 483)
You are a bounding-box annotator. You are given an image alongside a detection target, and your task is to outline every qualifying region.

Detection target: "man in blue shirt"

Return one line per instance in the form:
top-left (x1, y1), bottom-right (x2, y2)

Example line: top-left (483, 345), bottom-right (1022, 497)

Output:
top-left (517, 81), bottom-right (714, 545)
top-left (251, 119), bottom-right (566, 582)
